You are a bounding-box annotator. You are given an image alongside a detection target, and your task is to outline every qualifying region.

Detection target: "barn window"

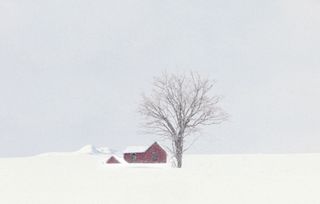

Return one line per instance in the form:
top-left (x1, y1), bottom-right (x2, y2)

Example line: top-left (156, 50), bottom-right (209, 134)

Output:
top-left (131, 153), bottom-right (137, 161)
top-left (152, 152), bottom-right (158, 161)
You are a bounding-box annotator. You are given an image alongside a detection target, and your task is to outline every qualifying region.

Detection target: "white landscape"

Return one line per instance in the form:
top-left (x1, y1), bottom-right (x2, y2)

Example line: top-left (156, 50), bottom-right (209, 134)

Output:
top-left (1, 146), bottom-right (319, 204)
top-left (1, 0), bottom-right (319, 204)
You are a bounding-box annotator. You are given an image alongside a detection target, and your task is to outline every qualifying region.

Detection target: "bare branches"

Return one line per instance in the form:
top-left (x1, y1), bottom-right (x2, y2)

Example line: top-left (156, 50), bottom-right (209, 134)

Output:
top-left (139, 72), bottom-right (228, 167)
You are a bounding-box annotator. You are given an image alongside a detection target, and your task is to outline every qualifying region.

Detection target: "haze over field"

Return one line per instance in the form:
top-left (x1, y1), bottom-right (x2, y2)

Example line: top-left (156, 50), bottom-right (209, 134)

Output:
top-left (0, 0), bottom-right (319, 156)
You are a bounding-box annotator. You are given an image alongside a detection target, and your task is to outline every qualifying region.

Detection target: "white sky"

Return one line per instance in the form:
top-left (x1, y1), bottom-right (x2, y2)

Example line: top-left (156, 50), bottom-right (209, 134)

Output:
top-left (0, 0), bottom-right (319, 156)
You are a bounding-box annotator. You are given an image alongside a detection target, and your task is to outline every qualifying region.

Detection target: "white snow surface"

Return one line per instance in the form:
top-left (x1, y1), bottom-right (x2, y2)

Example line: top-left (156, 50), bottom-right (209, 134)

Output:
top-left (123, 145), bottom-right (149, 153)
top-left (1, 153), bottom-right (320, 204)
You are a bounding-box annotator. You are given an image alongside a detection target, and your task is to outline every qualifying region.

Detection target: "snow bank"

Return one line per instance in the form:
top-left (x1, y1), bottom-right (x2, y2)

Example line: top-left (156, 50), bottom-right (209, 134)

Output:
top-left (75, 144), bottom-right (99, 154)
top-left (1, 154), bottom-right (320, 204)
top-left (37, 145), bottom-right (113, 156)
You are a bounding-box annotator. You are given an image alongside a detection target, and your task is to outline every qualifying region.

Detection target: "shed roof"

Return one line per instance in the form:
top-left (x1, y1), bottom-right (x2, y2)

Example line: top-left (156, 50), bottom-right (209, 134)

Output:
top-left (106, 156), bottom-right (120, 163)
top-left (106, 155), bottom-right (127, 164)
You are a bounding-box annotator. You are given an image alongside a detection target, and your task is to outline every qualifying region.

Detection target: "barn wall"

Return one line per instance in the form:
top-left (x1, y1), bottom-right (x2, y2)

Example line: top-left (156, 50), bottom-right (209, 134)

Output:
top-left (144, 143), bottom-right (167, 163)
top-left (124, 152), bottom-right (145, 163)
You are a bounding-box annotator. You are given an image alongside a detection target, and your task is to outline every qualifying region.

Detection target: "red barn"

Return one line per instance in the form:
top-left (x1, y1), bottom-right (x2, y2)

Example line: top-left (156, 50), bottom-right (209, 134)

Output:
top-left (123, 142), bottom-right (167, 163)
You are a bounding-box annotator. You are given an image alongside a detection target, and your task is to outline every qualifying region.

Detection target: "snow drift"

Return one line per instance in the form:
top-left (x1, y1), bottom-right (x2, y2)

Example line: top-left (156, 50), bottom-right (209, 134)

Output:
top-left (1, 153), bottom-right (320, 204)
top-left (37, 145), bottom-right (114, 156)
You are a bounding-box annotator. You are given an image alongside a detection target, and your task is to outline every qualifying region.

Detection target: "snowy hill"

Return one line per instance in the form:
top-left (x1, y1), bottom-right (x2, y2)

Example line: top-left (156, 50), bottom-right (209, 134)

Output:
top-left (1, 154), bottom-right (320, 204)
top-left (75, 144), bottom-right (114, 155)
top-left (37, 145), bottom-right (115, 156)
top-left (75, 144), bottom-right (101, 154)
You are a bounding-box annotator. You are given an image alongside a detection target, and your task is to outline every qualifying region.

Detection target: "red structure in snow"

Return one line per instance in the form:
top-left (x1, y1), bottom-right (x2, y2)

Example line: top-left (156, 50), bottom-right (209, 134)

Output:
top-left (106, 156), bottom-right (120, 164)
top-left (123, 142), bottom-right (167, 163)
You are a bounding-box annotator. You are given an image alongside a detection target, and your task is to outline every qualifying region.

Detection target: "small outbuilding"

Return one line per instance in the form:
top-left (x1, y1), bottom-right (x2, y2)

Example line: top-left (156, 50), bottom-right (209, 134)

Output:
top-left (123, 142), bottom-right (167, 163)
top-left (106, 155), bottom-right (120, 164)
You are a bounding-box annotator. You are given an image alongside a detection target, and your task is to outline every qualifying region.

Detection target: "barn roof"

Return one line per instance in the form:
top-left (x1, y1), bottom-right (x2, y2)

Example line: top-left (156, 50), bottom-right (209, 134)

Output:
top-left (123, 145), bottom-right (149, 153)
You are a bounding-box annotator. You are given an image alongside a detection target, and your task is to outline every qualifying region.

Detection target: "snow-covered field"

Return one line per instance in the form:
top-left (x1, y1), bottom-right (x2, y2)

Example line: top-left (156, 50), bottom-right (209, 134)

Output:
top-left (1, 148), bottom-right (320, 204)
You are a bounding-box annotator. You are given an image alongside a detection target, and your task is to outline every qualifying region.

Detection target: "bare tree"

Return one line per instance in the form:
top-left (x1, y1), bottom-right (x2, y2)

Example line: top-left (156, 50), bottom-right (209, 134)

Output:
top-left (139, 72), bottom-right (228, 168)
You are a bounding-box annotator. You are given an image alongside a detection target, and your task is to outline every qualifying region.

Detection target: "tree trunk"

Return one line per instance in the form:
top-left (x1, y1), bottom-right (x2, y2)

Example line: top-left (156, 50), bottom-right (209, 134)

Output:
top-left (175, 137), bottom-right (183, 168)
top-left (176, 152), bottom-right (183, 168)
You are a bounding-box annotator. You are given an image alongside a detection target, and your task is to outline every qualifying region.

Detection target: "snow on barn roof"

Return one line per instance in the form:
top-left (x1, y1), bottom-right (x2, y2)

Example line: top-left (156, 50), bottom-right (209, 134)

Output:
top-left (123, 145), bottom-right (149, 153)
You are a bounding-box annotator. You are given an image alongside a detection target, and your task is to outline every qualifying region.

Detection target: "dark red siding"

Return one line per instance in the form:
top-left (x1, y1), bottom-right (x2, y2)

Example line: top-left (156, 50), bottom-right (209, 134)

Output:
top-left (124, 142), bottom-right (167, 163)
top-left (106, 156), bottom-right (120, 164)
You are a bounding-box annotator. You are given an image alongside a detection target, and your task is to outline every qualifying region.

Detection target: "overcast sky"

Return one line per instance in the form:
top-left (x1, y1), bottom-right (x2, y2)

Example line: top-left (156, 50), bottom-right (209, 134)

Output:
top-left (0, 0), bottom-right (319, 157)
